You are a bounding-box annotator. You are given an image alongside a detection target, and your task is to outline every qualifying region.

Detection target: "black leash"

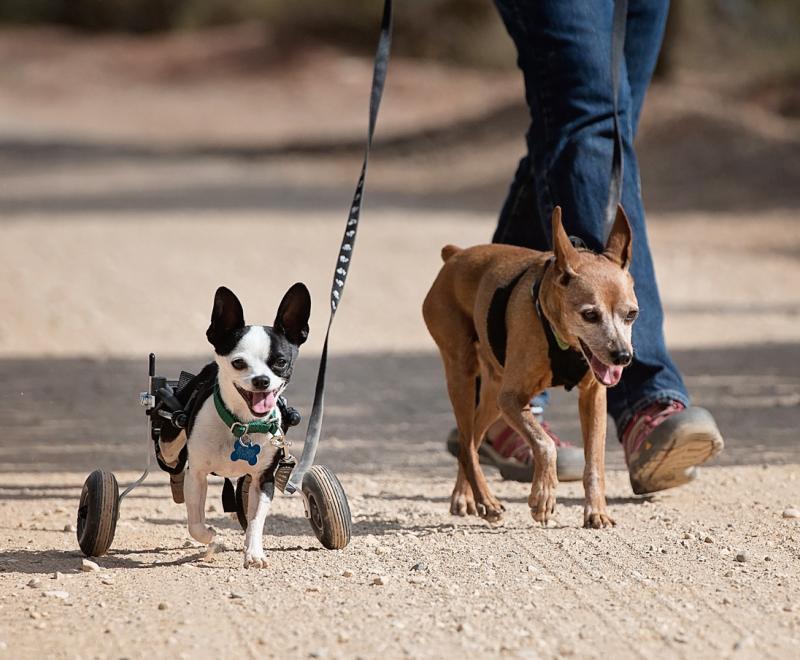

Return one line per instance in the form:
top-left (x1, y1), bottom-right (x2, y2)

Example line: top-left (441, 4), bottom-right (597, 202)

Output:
top-left (285, 0), bottom-right (393, 494)
top-left (604, 0), bottom-right (628, 241)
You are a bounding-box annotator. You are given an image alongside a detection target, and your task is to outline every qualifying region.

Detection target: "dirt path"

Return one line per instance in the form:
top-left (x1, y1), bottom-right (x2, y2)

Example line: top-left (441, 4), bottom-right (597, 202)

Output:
top-left (2, 466), bottom-right (799, 659)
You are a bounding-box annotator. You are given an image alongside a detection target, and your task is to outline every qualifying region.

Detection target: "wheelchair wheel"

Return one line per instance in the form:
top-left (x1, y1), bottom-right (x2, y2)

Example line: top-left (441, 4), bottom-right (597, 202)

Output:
top-left (235, 475), bottom-right (251, 531)
top-left (302, 465), bottom-right (351, 550)
top-left (77, 469), bottom-right (119, 557)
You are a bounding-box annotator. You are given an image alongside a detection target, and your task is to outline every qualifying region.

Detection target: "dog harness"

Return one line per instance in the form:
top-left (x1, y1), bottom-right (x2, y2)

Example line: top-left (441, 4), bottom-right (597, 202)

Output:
top-left (531, 259), bottom-right (589, 391)
top-left (486, 259), bottom-right (588, 392)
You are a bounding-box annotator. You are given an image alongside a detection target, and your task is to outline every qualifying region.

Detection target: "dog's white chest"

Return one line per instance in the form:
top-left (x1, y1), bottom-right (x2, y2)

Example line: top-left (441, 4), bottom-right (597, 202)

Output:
top-left (187, 401), bottom-right (281, 478)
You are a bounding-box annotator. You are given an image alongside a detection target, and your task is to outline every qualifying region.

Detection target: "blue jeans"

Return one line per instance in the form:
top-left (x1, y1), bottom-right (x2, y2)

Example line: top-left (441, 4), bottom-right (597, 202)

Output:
top-left (492, 0), bottom-right (689, 436)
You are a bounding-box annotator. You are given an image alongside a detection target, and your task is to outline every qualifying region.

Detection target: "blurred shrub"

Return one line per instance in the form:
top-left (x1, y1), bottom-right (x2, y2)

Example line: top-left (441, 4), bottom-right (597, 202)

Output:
top-left (0, 0), bottom-right (512, 67)
top-left (0, 0), bottom-right (797, 71)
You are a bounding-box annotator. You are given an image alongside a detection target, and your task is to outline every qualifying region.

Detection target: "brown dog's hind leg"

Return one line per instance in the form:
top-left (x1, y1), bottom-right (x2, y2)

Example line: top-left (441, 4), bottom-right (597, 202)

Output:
top-left (498, 388), bottom-right (558, 525)
top-left (578, 380), bottom-right (615, 529)
top-left (441, 349), bottom-right (504, 522)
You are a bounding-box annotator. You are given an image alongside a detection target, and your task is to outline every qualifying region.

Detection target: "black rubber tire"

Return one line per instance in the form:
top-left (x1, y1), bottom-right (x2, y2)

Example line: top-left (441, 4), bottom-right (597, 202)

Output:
top-left (76, 470), bottom-right (119, 557)
top-left (235, 475), bottom-right (251, 531)
top-left (302, 465), bottom-right (351, 550)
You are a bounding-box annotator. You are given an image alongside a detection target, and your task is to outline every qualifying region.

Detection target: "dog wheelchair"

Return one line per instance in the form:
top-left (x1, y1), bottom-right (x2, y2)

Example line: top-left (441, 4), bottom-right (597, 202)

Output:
top-left (76, 353), bottom-right (352, 558)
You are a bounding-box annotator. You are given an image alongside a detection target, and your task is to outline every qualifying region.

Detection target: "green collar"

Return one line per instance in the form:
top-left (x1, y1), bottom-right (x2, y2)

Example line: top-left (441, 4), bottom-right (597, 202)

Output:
top-left (213, 383), bottom-right (280, 438)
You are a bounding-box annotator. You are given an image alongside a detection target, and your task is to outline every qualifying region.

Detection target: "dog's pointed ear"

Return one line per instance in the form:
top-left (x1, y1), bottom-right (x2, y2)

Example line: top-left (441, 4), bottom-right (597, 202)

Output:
top-left (603, 204), bottom-right (633, 270)
top-left (274, 283), bottom-right (311, 346)
top-left (551, 206), bottom-right (579, 284)
top-left (207, 286), bottom-right (245, 350)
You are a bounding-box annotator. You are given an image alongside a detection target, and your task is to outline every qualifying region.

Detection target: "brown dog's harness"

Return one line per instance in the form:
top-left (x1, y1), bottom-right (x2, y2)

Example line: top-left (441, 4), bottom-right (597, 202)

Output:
top-left (531, 259), bottom-right (589, 391)
top-left (486, 259), bottom-right (588, 392)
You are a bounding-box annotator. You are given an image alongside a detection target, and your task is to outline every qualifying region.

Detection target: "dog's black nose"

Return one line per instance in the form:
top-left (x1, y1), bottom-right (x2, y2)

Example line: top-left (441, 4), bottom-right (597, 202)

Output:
top-left (251, 375), bottom-right (271, 390)
top-left (610, 349), bottom-right (632, 366)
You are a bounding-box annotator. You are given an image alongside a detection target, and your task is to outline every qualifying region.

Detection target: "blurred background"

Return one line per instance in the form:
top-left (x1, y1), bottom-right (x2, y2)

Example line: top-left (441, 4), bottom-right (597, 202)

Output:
top-left (0, 0), bottom-right (798, 471)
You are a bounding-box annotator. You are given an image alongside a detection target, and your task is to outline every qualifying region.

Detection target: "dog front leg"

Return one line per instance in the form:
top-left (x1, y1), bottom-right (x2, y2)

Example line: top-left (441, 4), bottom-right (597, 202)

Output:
top-left (578, 380), bottom-right (615, 528)
top-left (498, 389), bottom-right (558, 525)
top-left (184, 465), bottom-right (216, 544)
top-left (243, 477), bottom-right (273, 569)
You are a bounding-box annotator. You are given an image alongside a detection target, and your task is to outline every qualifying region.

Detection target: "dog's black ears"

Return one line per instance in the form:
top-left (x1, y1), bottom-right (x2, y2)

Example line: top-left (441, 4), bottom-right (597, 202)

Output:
top-left (551, 206), bottom-right (579, 285)
top-left (603, 204), bottom-right (633, 270)
top-left (207, 286), bottom-right (245, 350)
top-left (274, 283), bottom-right (311, 346)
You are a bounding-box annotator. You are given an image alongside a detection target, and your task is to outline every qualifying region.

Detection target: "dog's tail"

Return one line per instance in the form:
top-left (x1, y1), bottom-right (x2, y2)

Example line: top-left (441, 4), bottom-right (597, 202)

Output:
top-left (441, 244), bottom-right (462, 262)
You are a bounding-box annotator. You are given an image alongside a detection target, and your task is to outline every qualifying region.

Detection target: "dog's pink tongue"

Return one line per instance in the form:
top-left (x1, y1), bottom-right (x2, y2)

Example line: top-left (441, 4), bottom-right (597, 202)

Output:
top-left (251, 390), bottom-right (277, 414)
top-left (590, 355), bottom-right (623, 387)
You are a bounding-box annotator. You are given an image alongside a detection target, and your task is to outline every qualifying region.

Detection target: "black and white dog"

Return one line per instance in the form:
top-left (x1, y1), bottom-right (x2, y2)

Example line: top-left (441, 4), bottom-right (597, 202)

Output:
top-left (159, 284), bottom-right (311, 568)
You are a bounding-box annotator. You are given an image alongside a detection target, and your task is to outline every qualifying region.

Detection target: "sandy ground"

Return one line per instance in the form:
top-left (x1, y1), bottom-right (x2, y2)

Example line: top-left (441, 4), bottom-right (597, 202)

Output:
top-left (1, 27), bottom-right (800, 660)
top-left (1, 467), bottom-right (799, 660)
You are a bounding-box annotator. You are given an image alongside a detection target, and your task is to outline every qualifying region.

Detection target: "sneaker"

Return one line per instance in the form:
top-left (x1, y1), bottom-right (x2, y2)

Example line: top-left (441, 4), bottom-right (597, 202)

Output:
top-left (445, 421), bottom-right (584, 482)
top-left (622, 401), bottom-right (724, 495)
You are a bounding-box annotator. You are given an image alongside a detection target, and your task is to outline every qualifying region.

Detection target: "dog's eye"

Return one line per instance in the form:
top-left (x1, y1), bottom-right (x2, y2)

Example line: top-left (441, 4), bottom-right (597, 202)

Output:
top-left (624, 310), bottom-right (639, 324)
top-left (581, 309), bottom-right (600, 323)
top-left (272, 358), bottom-right (288, 371)
top-left (231, 358), bottom-right (248, 371)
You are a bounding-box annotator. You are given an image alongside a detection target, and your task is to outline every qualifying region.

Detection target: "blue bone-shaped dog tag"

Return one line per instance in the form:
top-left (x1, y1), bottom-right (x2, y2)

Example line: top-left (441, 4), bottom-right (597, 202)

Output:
top-left (230, 437), bottom-right (261, 466)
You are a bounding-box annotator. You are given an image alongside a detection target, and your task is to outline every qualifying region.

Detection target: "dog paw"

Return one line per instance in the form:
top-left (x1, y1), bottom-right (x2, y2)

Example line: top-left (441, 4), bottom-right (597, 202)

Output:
top-left (189, 524), bottom-right (216, 545)
top-left (243, 550), bottom-right (268, 569)
top-left (476, 495), bottom-right (504, 523)
top-left (450, 488), bottom-right (477, 517)
top-left (583, 509), bottom-right (616, 529)
top-left (528, 477), bottom-right (557, 525)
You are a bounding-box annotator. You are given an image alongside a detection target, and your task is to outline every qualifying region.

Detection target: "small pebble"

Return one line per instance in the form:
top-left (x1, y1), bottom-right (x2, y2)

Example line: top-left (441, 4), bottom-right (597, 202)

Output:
top-left (42, 591), bottom-right (69, 600)
top-left (158, 602), bottom-right (168, 610)
top-left (371, 576), bottom-right (387, 586)
top-left (735, 552), bottom-right (748, 563)
top-left (100, 577), bottom-right (114, 586)
top-left (456, 622), bottom-right (473, 635)
top-left (782, 507), bottom-right (800, 519)
top-left (341, 570), bottom-right (353, 578)
top-left (228, 592), bottom-right (244, 600)
top-left (410, 563), bottom-right (427, 572)
top-left (682, 532), bottom-right (691, 540)
top-left (704, 536), bottom-right (714, 544)
top-left (63, 524), bottom-right (76, 533)
top-left (51, 572), bottom-right (62, 581)
top-left (26, 578), bottom-right (42, 589)
top-left (81, 559), bottom-right (100, 573)
top-left (374, 546), bottom-right (388, 556)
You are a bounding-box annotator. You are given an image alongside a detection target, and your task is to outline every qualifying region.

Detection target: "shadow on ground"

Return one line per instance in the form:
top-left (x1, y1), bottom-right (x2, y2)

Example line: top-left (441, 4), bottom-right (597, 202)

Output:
top-left (0, 344), bottom-right (797, 475)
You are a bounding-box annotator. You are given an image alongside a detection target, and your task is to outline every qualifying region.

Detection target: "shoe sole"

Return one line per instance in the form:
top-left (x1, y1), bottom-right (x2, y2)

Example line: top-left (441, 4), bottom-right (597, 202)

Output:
top-left (445, 429), bottom-right (583, 483)
top-left (629, 407), bottom-right (724, 495)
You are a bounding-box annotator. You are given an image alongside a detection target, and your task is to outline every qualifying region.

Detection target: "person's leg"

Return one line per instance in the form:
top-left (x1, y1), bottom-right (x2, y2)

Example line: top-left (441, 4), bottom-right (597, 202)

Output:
top-left (493, 0), bottom-right (685, 418)
top-left (492, 0), bottom-right (722, 492)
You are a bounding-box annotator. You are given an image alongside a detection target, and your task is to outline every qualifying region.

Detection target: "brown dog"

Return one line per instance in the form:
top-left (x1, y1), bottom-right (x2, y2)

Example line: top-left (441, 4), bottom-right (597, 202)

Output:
top-left (423, 205), bottom-right (638, 528)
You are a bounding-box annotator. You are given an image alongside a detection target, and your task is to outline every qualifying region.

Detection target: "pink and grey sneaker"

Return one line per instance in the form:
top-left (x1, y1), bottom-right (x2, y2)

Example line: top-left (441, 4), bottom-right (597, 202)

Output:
top-left (622, 401), bottom-right (724, 495)
top-left (445, 421), bottom-right (584, 482)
